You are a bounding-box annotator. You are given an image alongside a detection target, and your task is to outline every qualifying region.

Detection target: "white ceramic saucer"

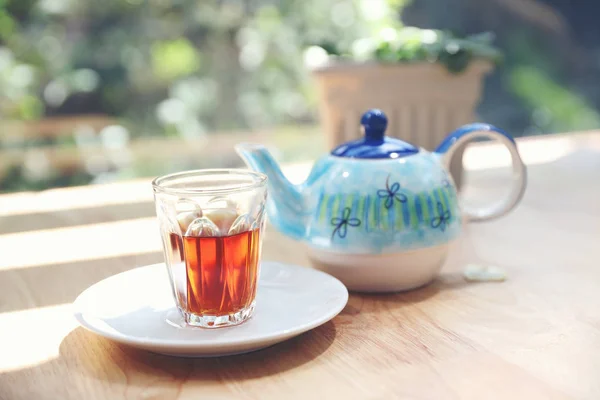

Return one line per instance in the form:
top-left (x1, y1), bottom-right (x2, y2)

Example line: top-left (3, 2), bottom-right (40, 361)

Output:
top-left (73, 261), bottom-right (348, 357)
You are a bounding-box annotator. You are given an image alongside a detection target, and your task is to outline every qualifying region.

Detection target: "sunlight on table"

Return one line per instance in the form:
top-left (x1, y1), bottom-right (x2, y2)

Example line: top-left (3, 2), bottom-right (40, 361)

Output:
top-left (0, 304), bottom-right (74, 372)
top-left (0, 218), bottom-right (162, 270)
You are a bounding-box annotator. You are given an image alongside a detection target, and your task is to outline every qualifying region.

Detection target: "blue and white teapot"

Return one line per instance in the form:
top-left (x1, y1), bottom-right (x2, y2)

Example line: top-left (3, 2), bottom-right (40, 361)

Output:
top-left (236, 109), bottom-right (526, 292)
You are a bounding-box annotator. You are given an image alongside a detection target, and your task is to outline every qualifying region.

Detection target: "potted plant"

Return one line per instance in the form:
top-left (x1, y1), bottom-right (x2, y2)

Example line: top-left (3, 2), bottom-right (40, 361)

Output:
top-left (306, 27), bottom-right (502, 187)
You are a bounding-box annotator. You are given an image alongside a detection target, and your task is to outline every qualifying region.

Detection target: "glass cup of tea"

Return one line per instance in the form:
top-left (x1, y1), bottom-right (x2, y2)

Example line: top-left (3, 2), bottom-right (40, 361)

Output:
top-left (152, 169), bottom-right (268, 328)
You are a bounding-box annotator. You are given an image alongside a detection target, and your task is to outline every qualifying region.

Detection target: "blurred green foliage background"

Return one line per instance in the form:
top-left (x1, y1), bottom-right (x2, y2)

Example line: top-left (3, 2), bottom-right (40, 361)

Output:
top-left (1, 0), bottom-right (599, 192)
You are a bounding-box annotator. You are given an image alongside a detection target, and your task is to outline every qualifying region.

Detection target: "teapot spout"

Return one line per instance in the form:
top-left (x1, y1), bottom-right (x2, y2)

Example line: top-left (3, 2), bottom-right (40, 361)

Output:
top-left (235, 143), bottom-right (307, 240)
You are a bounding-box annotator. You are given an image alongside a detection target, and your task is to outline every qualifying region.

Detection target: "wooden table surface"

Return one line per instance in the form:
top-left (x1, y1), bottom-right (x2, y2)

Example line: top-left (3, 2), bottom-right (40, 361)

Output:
top-left (1, 132), bottom-right (600, 400)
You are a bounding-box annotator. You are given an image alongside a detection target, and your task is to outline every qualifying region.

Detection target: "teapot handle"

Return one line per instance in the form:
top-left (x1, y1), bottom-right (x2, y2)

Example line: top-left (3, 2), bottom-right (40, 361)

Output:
top-left (435, 123), bottom-right (527, 222)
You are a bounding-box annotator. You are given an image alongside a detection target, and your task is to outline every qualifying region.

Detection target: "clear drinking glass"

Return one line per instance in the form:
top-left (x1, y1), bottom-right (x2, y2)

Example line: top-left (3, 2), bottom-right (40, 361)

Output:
top-left (152, 169), bottom-right (268, 328)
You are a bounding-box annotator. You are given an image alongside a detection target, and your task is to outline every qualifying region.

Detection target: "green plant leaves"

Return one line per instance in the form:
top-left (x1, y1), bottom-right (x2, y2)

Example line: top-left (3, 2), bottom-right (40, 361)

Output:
top-left (313, 26), bottom-right (502, 74)
top-left (151, 39), bottom-right (201, 81)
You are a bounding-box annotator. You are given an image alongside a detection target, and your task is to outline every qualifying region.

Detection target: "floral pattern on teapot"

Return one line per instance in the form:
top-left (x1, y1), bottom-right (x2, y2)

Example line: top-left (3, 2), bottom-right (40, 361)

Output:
top-left (303, 150), bottom-right (461, 254)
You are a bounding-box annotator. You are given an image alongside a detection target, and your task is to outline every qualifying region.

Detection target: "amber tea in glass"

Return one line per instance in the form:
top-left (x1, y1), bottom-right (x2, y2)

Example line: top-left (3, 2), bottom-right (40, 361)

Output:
top-left (153, 169), bottom-right (267, 328)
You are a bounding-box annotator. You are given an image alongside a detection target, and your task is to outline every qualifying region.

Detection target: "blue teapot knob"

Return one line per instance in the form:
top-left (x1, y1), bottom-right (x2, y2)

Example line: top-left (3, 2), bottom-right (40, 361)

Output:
top-left (330, 108), bottom-right (418, 158)
top-left (361, 109), bottom-right (387, 142)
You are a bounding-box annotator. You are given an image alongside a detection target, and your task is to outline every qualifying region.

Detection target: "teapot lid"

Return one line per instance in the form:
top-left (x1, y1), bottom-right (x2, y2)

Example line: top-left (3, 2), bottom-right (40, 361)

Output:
top-left (331, 109), bottom-right (419, 159)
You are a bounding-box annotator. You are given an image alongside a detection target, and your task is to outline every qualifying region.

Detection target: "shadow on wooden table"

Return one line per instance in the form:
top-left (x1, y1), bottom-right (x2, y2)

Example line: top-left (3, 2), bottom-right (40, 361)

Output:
top-left (0, 252), bottom-right (163, 313)
top-left (340, 271), bottom-right (484, 316)
top-left (57, 322), bottom-right (337, 385)
top-left (0, 201), bottom-right (155, 234)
